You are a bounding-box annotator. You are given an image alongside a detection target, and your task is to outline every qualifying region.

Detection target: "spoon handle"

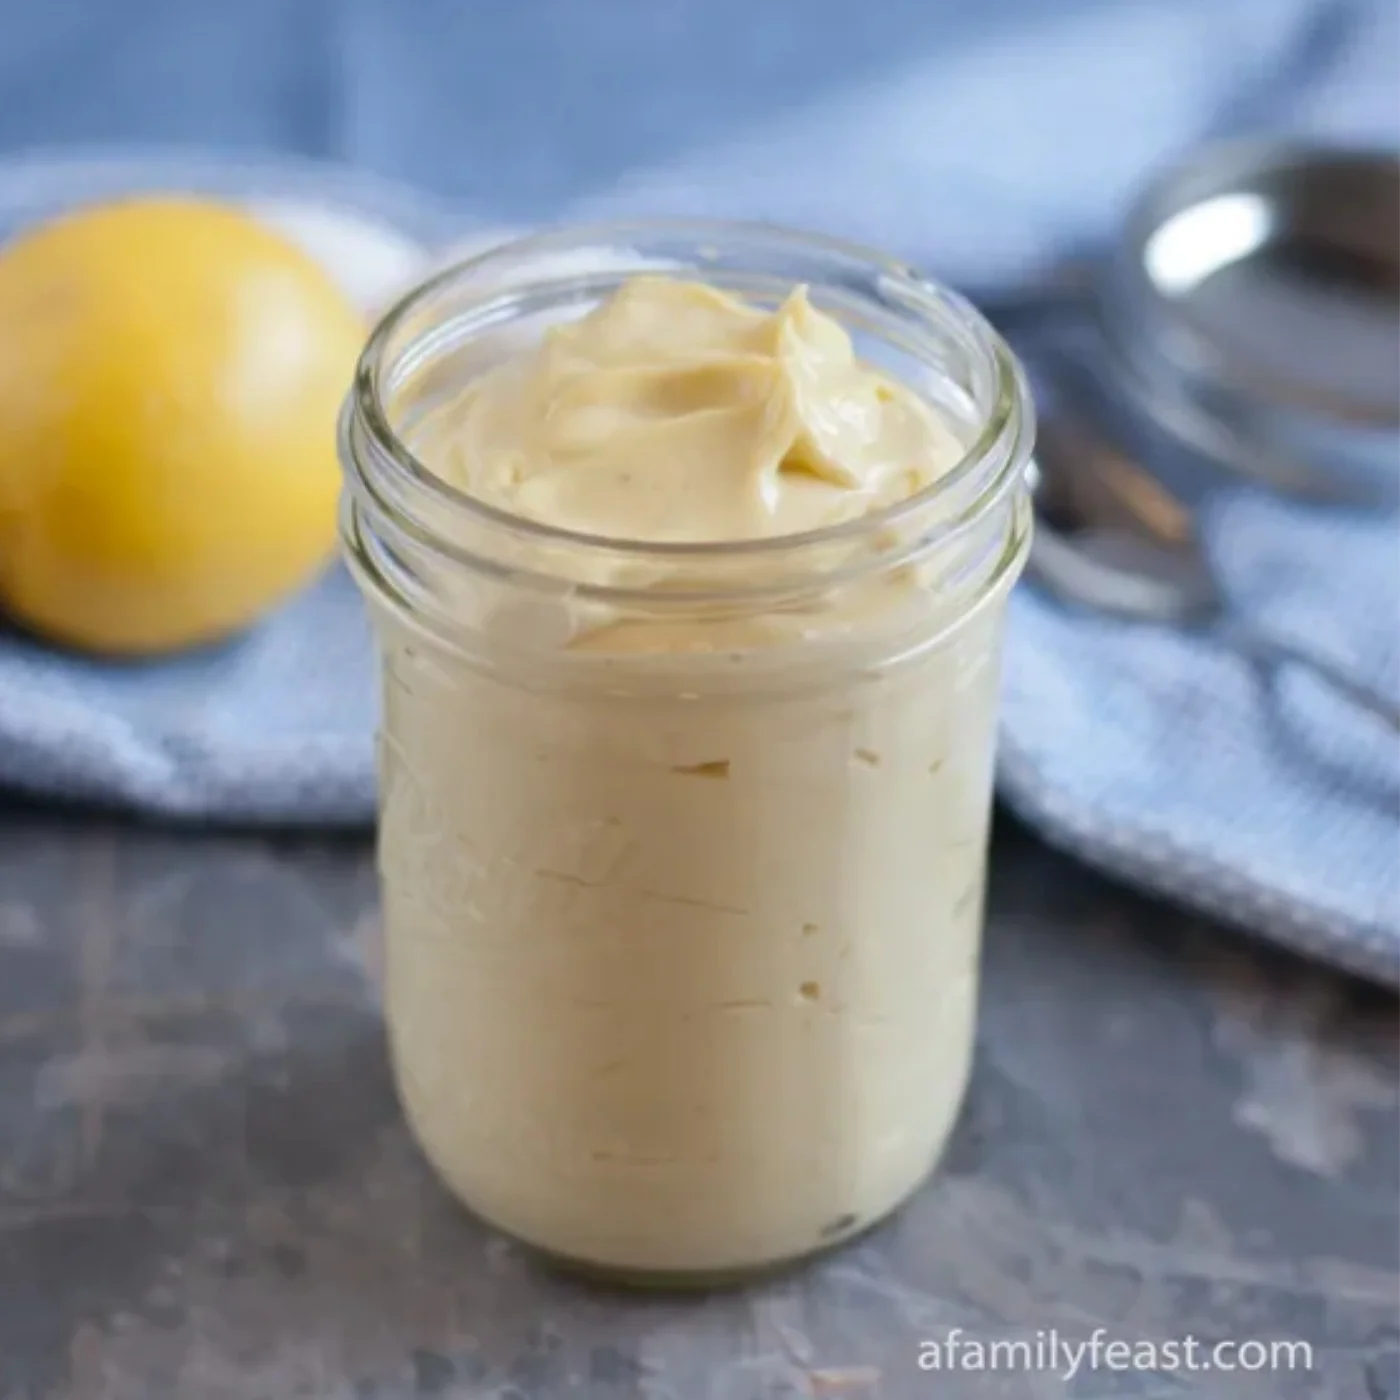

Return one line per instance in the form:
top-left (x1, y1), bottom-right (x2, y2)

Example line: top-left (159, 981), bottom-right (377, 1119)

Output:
top-left (1216, 618), bottom-right (1400, 731)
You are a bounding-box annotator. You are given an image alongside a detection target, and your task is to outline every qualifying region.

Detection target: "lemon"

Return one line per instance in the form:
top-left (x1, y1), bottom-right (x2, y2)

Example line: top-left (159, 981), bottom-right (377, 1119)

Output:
top-left (0, 197), bottom-right (365, 655)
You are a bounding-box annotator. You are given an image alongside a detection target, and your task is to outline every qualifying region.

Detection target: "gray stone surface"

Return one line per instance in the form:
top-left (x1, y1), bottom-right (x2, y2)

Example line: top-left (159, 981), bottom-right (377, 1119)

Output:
top-left (0, 801), bottom-right (1394, 1400)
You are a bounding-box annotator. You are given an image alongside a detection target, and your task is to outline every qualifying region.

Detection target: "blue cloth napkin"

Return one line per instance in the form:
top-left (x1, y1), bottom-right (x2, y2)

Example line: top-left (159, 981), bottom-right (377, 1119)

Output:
top-left (0, 0), bottom-right (1396, 982)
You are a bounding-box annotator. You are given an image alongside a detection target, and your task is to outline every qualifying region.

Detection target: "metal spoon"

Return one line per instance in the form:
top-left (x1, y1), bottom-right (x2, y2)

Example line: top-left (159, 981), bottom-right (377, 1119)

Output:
top-left (1026, 408), bottom-right (1400, 731)
top-left (983, 142), bottom-right (1400, 507)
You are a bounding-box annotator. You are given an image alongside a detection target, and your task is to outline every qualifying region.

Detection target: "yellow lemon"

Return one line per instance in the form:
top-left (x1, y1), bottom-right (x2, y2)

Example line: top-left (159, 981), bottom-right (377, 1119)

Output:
top-left (0, 197), bottom-right (365, 655)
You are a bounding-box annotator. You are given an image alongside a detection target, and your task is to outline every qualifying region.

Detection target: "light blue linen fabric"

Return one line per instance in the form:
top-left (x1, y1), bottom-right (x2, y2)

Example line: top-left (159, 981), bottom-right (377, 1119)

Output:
top-left (0, 0), bottom-right (1395, 981)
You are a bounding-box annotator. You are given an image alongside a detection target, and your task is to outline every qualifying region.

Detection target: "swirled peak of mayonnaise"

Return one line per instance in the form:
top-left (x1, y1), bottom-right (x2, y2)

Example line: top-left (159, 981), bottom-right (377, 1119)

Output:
top-left (427, 276), bottom-right (964, 543)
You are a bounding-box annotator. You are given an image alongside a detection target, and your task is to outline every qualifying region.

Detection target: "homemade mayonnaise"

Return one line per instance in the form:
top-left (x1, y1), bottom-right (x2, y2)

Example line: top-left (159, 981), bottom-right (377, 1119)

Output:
top-left (430, 275), bottom-right (960, 543)
top-left (366, 274), bottom-right (1022, 1278)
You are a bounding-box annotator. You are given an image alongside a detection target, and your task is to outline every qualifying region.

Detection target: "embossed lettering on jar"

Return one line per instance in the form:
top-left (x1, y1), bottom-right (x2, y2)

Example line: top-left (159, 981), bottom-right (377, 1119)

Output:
top-left (340, 223), bottom-right (1035, 1283)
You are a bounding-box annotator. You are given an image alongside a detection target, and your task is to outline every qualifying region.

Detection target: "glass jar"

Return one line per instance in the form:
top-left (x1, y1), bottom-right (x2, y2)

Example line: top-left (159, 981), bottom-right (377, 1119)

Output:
top-left (339, 222), bottom-right (1034, 1284)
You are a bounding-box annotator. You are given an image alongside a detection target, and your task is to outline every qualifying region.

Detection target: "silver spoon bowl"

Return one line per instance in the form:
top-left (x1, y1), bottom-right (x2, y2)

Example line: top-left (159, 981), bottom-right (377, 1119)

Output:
top-left (986, 141), bottom-right (1400, 507)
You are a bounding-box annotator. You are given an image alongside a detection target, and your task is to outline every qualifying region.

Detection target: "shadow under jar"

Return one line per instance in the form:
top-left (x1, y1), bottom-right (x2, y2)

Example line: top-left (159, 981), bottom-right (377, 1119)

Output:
top-left (339, 222), bottom-right (1035, 1285)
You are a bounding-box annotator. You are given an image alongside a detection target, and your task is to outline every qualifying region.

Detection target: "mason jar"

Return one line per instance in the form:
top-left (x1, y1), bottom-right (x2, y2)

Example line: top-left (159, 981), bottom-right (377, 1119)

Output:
top-left (338, 222), bottom-right (1034, 1284)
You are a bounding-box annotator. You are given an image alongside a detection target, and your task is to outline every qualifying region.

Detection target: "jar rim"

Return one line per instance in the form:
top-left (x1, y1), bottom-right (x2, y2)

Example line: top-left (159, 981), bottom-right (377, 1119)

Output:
top-left (347, 218), bottom-right (1033, 570)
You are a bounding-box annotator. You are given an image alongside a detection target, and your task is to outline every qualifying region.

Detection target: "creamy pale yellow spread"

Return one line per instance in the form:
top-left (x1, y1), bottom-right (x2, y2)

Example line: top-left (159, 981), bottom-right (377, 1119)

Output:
top-left (378, 275), bottom-right (1003, 1276)
top-left (430, 276), bottom-right (962, 543)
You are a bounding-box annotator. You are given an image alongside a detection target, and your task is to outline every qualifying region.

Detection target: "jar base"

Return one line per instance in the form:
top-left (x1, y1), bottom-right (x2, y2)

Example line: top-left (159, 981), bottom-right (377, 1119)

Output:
top-left (401, 1083), bottom-right (959, 1290)
top-left (526, 1212), bottom-right (892, 1292)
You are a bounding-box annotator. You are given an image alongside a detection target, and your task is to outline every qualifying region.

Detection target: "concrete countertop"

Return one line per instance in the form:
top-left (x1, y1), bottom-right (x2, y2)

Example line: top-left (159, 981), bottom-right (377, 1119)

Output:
top-left (0, 805), bottom-right (1394, 1399)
